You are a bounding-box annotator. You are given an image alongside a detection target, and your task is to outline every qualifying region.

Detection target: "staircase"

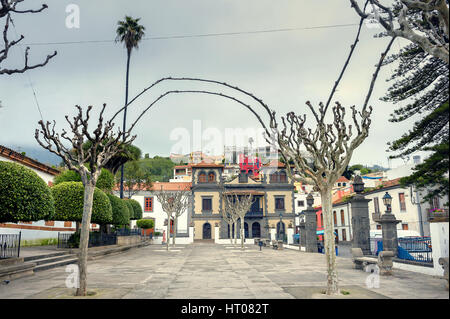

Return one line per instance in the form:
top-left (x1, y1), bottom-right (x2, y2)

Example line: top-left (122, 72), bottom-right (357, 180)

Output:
top-left (24, 251), bottom-right (78, 272)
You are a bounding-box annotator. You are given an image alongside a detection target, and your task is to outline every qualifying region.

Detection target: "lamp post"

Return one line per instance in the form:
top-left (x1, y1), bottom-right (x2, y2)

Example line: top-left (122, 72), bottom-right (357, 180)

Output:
top-left (379, 191), bottom-right (401, 256)
top-left (382, 192), bottom-right (392, 213)
top-left (278, 212), bottom-right (283, 241)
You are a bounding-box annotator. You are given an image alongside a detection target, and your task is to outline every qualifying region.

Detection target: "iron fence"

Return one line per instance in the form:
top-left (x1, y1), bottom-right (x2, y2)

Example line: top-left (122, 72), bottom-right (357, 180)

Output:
top-left (116, 228), bottom-right (142, 236)
top-left (0, 232), bottom-right (21, 259)
top-left (369, 237), bottom-right (433, 263)
top-left (57, 232), bottom-right (117, 248)
top-left (398, 237), bottom-right (433, 263)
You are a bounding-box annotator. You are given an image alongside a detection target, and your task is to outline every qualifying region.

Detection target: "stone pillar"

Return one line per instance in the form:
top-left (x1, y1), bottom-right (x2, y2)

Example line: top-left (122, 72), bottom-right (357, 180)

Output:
top-left (304, 207), bottom-right (318, 253)
top-left (377, 211), bottom-right (401, 257)
top-left (214, 226), bottom-right (220, 244)
top-left (287, 227), bottom-right (294, 245)
top-left (299, 221), bottom-right (306, 247)
top-left (350, 192), bottom-right (372, 255)
top-left (189, 226), bottom-right (194, 244)
top-left (270, 228), bottom-right (276, 241)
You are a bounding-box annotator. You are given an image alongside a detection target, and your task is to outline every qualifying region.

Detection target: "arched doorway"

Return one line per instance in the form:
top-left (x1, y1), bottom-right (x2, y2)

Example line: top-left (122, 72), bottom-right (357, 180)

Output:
top-left (203, 222), bottom-right (211, 239)
top-left (252, 222), bottom-right (261, 238)
top-left (244, 222), bottom-right (249, 238)
top-left (277, 221), bottom-right (285, 241)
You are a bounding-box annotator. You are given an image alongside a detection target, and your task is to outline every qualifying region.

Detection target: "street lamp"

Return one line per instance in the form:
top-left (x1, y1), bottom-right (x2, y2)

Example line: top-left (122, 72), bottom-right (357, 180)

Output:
top-left (306, 193), bottom-right (314, 209)
top-left (382, 192), bottom-right (392, 213)
top-left (279, 212), bottom-right (284, 241)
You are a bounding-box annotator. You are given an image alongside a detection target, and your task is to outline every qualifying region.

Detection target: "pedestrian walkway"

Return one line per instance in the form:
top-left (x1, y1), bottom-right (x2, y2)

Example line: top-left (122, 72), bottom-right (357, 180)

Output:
top-left (0, 243), bottom-right (447, 299)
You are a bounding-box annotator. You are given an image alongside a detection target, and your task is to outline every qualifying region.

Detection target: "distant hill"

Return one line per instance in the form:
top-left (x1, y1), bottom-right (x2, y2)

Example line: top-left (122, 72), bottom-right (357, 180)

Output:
top-left (7, 144), bottom-right (62, 167)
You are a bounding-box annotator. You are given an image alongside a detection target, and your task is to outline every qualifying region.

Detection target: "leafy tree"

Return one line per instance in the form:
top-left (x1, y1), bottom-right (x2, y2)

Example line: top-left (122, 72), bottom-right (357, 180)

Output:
top-left (400, 142), bottom-right (449, 203)
top-left (106, 193), bottom-right (130, 227)
top-left (119, 160), bottom-right (152, 198)
top-left (128, 199), bottom-right (143, 220)
top-left (54, 168), bottom-right (115, 192)
top-left (123, 199), bottom-right (134, 222)
top-left (52, 182), bottom-right (112, 225)
top-left (115, 16), bottom-right (146, 198)
top-left (136, 219), bottom-right (154, 229)
top-left (139, 156), bottom-right (175, 182)
top-left (0, 161), bottom-right (54, 223)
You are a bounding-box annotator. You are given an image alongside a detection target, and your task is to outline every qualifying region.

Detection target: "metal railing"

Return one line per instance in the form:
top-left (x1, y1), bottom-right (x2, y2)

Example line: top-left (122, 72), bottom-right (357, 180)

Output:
top-left (369, 237), bottom-right (433, 264)
top-left (116, 228), bottom-right (142, 236)
top-left (57, 232), bottom-right (118, 248)
top-left (398, 237), bottom-right (433, 263)
top-left (0, 232), bottom-right (21, 259)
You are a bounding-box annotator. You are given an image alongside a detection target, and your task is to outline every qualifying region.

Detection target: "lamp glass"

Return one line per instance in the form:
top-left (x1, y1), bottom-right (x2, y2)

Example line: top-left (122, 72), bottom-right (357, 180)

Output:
top-left (382, 192), bottom-right (392, 206)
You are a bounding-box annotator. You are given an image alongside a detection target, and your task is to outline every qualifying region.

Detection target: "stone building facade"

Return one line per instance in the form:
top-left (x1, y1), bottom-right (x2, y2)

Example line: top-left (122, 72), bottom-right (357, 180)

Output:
top-left (190, 161), bottom-right (295, 241)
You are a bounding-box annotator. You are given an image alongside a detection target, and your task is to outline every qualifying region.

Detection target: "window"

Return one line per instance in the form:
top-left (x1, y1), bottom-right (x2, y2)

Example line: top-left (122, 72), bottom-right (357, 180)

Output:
top-left (208, 172), bottom-right (215, 182)
top-left (340, 210), bottom-right (345, 226)
top-left (402, 223), bottom-right (409, 230)
top-left (202, 198), bottom-right (212, 211)
top-left (343, 183), bottom-right (347, 187)
top-left (376, 224), bottom-right (381, 230)
top-left (399, 193), bottom-right (406, 211)
top-left (198, 173), bottom-right (207, 183)
top-left (144, 197), bottom-right (153, 212)
top-left (333, 211), bottom-right (337, 226)
top-left (297, 200), bottom-right (305, 207)
top-left (279, 171), bottom-right (287, 183)
top-left (337, 183), bottom-right (341, 187)
top-left (342, 229), bottom-right (347, 241)
top-left (431, 196), bottom-right (440, 210)
top-left (374, 197), bottom-right (380, 213)
top-left (275, 197), bottom-right (285, 210)
top-left (270, 173), bottom-right (278, 183)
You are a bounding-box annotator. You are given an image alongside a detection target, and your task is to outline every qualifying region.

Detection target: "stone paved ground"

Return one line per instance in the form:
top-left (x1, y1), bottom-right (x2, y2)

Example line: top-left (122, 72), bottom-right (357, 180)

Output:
top-left (0, 243), bottom-right (448, 299)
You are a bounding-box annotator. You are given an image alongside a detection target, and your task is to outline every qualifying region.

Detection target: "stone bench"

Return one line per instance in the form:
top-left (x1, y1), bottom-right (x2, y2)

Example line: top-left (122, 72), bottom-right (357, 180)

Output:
top-left (439, 257), bottom-right (449, 290)
top-left (352, 248), bottom-right (377, 270)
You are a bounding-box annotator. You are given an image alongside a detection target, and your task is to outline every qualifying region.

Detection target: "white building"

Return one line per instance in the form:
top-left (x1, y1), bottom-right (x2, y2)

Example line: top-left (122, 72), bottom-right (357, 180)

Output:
top-left (0, 145), bottom-right (81, 240)
top-left (125, 182), bottom-right (192, 240)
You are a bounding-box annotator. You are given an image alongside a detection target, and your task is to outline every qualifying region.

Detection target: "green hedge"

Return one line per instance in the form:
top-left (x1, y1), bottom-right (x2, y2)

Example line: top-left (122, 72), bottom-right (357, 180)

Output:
top-left (52, 181), bottom-right (112, 224)
top-left (106, 194), bottom-right (130, 227)
top-left (124, 200), bottom-right (134, 221)
top-left (127, 199), bottom-right (143, 220)
top-left (136, 219), bottom-right (154, 229)
top-left (54, 168), bottom-right (115, 192)
top-left (0, 161), bottom-right (55, 223)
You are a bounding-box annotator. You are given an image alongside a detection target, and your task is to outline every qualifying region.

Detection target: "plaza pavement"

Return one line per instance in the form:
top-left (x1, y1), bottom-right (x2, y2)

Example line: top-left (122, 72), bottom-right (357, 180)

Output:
top-left (0, 242), bottom-right (448, 299)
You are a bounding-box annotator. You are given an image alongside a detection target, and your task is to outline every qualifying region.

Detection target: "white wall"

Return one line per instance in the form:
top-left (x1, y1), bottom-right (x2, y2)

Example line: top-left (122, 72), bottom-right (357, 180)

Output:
top-left (129, 192), bottom-right (190, 235)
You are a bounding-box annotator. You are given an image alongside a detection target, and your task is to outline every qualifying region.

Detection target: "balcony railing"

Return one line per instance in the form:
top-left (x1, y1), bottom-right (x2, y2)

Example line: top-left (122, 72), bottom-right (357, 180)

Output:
top-left (245, 209), bottom-right (264, 218)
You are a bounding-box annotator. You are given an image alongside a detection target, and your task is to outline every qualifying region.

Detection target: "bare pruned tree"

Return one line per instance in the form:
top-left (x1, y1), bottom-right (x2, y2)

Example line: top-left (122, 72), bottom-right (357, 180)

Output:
top-left (350, 0), bottom-right (449, 64)
top-left (219, 184), bottom-right (240, 245)
top-left (154, 185), bottom-right (189, 250)
top-left (223, 191), bottom-right (253, 250)
top-left (35, 104), bottom-right (137, 296)
top-left (0, 0), bottom-right (57, 75)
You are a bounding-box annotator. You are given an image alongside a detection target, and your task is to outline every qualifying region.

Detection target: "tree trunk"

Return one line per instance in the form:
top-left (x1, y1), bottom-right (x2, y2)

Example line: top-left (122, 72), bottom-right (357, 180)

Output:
top-left (166, 214), bottom-right (170, 251)
top-left (229, 222), bottom-right (233, 244)
top-left (234, 221), bottom-right (237, 245)
top-left (321, 189), bottom-right (339, 295)
top-left (76, 183), bottom-right (95, 296)
top-left (240, 217), bottom-right (245, 250)
top-left (119, 51), bottom-right (131, 199)
top-left (173, 217), bottom-right (177, 246)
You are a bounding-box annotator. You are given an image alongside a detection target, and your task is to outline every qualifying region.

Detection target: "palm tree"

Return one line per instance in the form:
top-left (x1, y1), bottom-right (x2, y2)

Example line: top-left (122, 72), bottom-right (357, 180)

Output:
top-left (115, 16), bottom-right (146, 199)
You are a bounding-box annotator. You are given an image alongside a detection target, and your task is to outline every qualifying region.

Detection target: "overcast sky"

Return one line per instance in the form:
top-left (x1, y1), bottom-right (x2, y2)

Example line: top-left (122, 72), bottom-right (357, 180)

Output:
top-left (0, 0), bottom-right (424, 168)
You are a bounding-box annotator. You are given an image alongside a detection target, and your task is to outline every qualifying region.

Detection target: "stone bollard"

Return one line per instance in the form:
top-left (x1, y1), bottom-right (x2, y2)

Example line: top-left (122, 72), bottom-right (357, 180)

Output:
top-left (378, 251), bottom-right (394, 276)
top-left (439, 257), bottom-right (449, 290)
top-left (277, 240), bottom-right (284, 250)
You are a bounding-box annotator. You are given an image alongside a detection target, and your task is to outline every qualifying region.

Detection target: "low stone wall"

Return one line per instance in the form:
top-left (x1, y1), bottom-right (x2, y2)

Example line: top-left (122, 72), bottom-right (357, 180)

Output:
top-left (117, 235), bottom-right (141, 246)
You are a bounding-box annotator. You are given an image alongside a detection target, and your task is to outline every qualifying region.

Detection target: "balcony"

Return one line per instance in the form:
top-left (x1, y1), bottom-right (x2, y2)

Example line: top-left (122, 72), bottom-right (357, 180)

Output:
top-left (427, 208), bottom-right (449, 222)
top-left (246, 209), bottom-right (264, 218)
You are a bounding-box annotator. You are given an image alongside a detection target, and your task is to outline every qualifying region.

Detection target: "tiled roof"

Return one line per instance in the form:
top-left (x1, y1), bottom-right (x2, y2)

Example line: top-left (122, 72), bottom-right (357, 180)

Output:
top-left (336, 176), bottom-right (350, 183)
top-left (263, 160), bottom-right (285, 168)
top-left (0, 145), bottom-right (60, 176)
top-left (191, 161), bottom-right (224, 168)
top-left (150, 182), bottom-right (192, 191)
